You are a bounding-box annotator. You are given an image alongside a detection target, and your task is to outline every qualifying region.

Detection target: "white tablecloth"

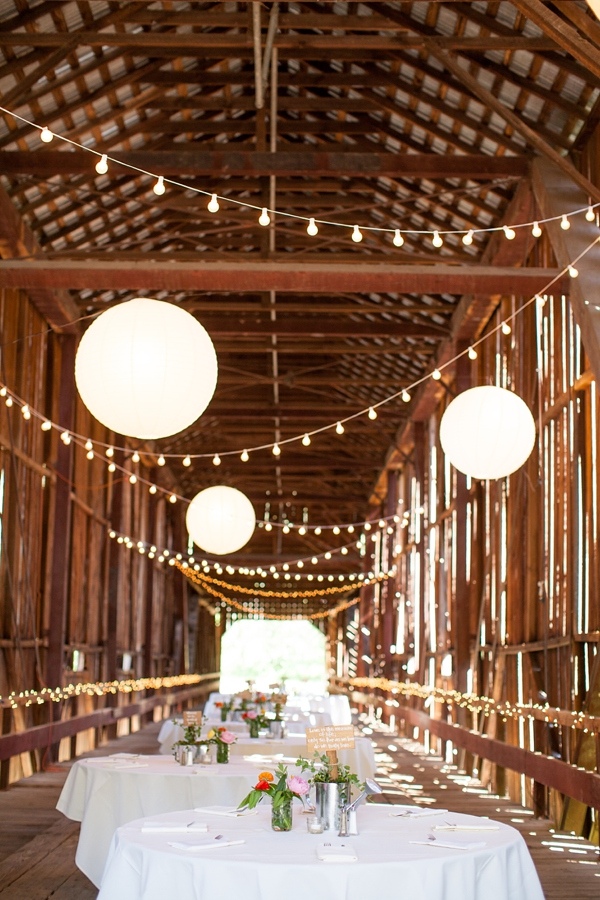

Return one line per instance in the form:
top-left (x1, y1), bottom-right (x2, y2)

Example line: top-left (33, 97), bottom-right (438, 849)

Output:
top-left (56, 755), bottom-right (265, 887)
top-left (97, 803), bottom-right (544, 900)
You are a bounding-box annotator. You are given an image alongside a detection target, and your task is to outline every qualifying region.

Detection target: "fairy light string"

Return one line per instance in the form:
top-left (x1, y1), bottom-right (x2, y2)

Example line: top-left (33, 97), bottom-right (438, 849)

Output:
top-left (350, 677), bottom-right (599, 735)
top-left (0, 673), bottom-right (202, 710)
top-left (2, 105), bottom-right (599, 243)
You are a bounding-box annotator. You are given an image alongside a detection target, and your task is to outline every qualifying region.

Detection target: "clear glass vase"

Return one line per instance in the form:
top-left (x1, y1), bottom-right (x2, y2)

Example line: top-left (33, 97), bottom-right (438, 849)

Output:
top-left (248, 719), bottom-right (260, 738)
top-left (216, 741), bottom-right (230, 764)
top-left (220, 708), bottom-right (228, 722)
top-left (271, 796), bottom-right (293, 831)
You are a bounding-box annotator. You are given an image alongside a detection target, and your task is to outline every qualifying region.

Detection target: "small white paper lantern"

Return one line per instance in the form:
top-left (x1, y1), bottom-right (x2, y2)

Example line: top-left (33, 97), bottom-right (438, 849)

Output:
top-left (439, 385), bottom-right (536, 480)
top-left (186, 485), bottom-right (256, 555)
top-left (75, 297), bottom-right (218, 439)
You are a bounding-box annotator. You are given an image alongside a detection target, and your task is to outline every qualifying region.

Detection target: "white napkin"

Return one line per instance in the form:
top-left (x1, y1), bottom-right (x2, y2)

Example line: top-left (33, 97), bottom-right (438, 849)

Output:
top-left (317, 843), bottom-right (358, 863)
top-left (109, 752), bottom-right (140, 759)
top-left (141, 820), bottom-right (208, 833)
top-left (433, 824), bottom-right (499, 832)
top-left (410, 838), bottom-right (486, 851)
top-left (390, 806), bottom-right (448, 818)
top-left (168, 839), bottom-right (246, 851)
top-left (193, 806), bottom-right (257, 817)
top-left (111, 762), bottom-right (148, 769)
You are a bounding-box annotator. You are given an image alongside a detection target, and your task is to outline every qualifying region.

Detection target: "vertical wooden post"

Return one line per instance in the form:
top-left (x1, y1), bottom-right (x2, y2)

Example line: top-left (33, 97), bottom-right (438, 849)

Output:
top-left (45, 335), bottom-right (76, 762)
top-left (453, 344), bottom-right (471, 695)
top-left (382, 471), bottom-right (398, 681)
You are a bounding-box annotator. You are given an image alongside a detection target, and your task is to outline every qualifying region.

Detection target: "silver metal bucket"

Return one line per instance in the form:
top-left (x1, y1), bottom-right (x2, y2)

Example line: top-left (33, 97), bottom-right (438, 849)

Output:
top-left (314, 782), bottom-right (350, 832)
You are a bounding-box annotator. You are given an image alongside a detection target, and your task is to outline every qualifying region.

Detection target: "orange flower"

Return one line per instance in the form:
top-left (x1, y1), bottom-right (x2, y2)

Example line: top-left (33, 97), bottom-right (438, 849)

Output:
top-left (258, 771), bottom-right (274, 782)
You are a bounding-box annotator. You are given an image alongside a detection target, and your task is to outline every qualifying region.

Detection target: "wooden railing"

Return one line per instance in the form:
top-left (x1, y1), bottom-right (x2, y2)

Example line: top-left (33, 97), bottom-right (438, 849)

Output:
top-left (0, 672), bottom-right (220, 785)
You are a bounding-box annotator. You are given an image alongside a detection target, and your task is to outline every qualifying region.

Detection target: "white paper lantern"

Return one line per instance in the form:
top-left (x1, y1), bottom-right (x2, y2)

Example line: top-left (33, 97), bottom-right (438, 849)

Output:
top-left (186, 485), bottom-right (256, 555)
top-left (75, 297), bottom-right (218, 439)
top-left (439, 385), bottom-right (536, 480)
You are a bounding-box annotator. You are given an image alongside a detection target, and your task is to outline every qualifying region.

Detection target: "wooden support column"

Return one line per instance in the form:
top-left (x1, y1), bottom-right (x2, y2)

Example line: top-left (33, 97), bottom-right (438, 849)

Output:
top-left (45, 335), bottom-right (76, 761)
top-left (453, 345), bottom-right (471, 695)
top-left (531, 157), bottom-right (600, 381)
top-left (143, 476), bottom-right (157, 680)
top-left (382, 470), bottom-right (398, 683)
top-left (413, 422), bottom-right (428, 689)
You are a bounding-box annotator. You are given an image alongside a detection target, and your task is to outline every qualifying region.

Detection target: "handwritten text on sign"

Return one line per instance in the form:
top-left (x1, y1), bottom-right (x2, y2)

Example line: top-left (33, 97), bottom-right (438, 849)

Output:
top-left (305, 724), bottom-right (355, 754)
top-left (182, 711), bottom-right (202, 726)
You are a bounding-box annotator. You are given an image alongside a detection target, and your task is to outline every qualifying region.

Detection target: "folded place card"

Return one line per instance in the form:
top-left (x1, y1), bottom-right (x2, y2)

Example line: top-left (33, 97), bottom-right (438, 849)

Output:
top-left (317, 843), bottom-right (358, 863)
top-left (193, 806), bottom-right (258, 817)
top-left (168, 839), bottom-right (246, 852)
top-left (141, 821), bottom-right (208, 833)
top-left (390, 806), bottom-right (448, 818)
top-left (410, 839), bottom-right (486, 851)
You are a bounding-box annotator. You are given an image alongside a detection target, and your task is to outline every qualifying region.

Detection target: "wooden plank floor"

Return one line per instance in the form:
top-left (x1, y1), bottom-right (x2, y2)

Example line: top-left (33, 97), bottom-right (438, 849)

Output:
top-left (0, 717), bottom-right (597, 898)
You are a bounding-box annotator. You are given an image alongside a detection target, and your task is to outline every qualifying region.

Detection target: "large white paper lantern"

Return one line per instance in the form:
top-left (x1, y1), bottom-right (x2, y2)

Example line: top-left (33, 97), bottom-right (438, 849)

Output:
top-left (186, 485), bottom-right (256, 555)
top-left (439, 385), bottom-right (536, 480)
top-left (75, 297), bottom-right (218, 439)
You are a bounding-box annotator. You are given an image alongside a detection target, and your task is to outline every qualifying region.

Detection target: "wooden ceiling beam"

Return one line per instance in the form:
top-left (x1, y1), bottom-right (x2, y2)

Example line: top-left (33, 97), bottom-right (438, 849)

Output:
top-left (0, 260), bottom-right (565, 296)
top-left (181, 317), bottom-right (446, 338)
top-left (0, 150), bottom-right (529, 179)
top-left (510, 0), bottom-right (600, 81)
top-left (0, 31), bottom-right (559, 51)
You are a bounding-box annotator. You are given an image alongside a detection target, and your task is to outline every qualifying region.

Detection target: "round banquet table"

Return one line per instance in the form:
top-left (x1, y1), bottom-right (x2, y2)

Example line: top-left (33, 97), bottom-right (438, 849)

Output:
top-left (56, 754), bottom-right (269, 887)
top-left (156, 724), bottom-right (376, 783)
top-left (97, 802), bottom-right (545, 900)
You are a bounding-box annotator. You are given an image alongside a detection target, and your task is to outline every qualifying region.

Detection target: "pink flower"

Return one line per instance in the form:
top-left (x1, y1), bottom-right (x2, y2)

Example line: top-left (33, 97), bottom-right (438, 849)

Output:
top-left (287, 775), bottom-right (310, 796)
top-left (219, 730), bottom-right (237, 744)
top-left (244, 710), bottom-right (257, 720)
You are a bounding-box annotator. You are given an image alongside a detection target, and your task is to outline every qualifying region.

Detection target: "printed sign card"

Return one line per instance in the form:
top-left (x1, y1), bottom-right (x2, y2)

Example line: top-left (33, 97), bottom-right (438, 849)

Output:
top-left (182, 711), bottom-right (202, 726)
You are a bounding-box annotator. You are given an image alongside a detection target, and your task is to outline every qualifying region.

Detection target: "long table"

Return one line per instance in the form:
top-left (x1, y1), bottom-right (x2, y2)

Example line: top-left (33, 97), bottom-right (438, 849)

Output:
top-left (97, 802), bottom-right (545, 900)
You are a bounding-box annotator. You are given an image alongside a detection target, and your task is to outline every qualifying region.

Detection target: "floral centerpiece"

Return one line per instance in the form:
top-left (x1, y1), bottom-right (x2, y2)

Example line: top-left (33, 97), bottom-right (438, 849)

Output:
top-left (172, 717), bottom-right (211, 764)
top-left (296, 753), bottom-right (363, 831)
top-left (214, 699), bottom-right (234, 722)
top-left (242, 709), bottom-right (270, 738)
top-left (239, 763), bottom-right (310, 831)
top-left (206, 725), bottom-right (237, 763)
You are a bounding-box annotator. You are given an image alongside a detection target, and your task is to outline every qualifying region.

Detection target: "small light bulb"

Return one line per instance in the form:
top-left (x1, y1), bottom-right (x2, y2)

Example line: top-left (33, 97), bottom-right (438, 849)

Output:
top-left (207, 193), bottom-right (219, 213)
top-left (95, 154), bottom-right (108, 175)
top-left (585, 205), bottom-right (595, 222)
top-left (335, 421), bottom-right (344, 434)
top-left (307, 217), bottom-right (318, 236)
top-left (86, 450), bottom-right (94, 460)
top-left (105, 446), bottom-right (114, 458)
top-left (347, 524), bottom-right (354, 533)
top-left (302, 433), bottom-right (311, 446)
top-left (21, 405), bottom-right (31, 420)
top-left (432, 230), bottom-right (443, 248)
top-left (241, 449), bottom-right (249, 462)
top-left (169, 494), bottom-right (177, 504)
top-left (468, 346), bottom-right (477, 360)
top-left (85, 439), bottom-right (93, 451)
top-left (502, 321), bottom-right (512, 335)
top-left (503, 225), bottom-right (516, 240)
top-left (182, 455), bottom-right (191, 467)
top-left (131, 451), bottom-right (140, 463)
top-left (61, 431), bottom-right (71, 444)
top-left (368, 407), bottom-right (377, 420)
top-left (351, 224), bottom-right (363, 243)
top-left (333, 525), bottom-right (340, 535)
top-left (108, 462), bottom-right (116, 473)
top-left (432, 369), bottom-right (442, 380)
top-left (401, 389), bottom-right (411, 402)
top-left (40, 126), bottom-right (53, 143)
top-left (149, 484), bottom-right (157, 494)
top-left (536, 294), bottom-right (546, 309)
top-left (259, 207), bottom-right (271, 226)
top-left (462, 230), bottom-right (474, 246)
top-left (265, 522), bottom-right (272, 532)
top-left (129, 474), bottom-right (137, 484)
top-left (153, 176), bottom-right (165, 195)
top-left (157, 455), bottom-right (165, 466)
top-left (272, 443), bottom-right (281, 456)
top-left (393, 229), bottom-right (404, 247)
top-left (560, 214), bottom-right (570, 230)
top-left (299, 526), bottom-right (307, 535)
top-left (213, 453), bottom-right (221, 466)
top-left (5, 396), bottom-right (12, 407)
top-left (41, 420), bottom-right (52, 431)
top-left (283, 524), bottom-right (290, 534)
top-left (532, 221), bottom-right (542, 238)
top-left (315, 527), bottom-right (322, 535)
top-left (568, 265), bottom-right (579, 278)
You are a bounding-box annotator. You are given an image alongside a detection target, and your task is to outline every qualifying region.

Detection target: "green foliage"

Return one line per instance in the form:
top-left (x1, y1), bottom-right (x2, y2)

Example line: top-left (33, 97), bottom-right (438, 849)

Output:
top-left (295, 752), bottom-right (363, 787)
